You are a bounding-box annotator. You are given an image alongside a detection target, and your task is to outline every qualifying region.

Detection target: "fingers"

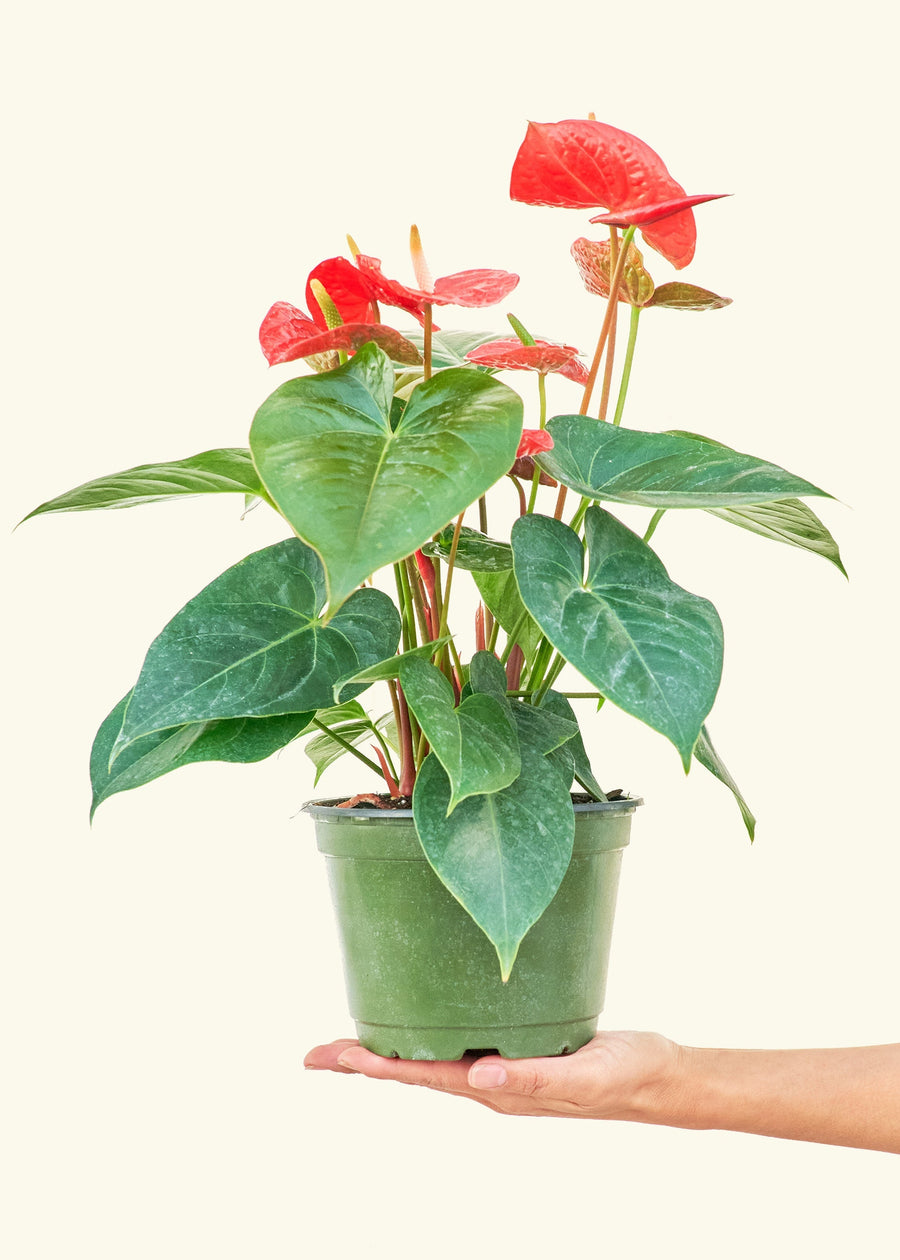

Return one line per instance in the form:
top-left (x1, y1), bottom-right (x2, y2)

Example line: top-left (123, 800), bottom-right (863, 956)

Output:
top-left (331, 1044), bottom-right (476, 1093)
top-left (304, 1038), bottom-right (362, 1073)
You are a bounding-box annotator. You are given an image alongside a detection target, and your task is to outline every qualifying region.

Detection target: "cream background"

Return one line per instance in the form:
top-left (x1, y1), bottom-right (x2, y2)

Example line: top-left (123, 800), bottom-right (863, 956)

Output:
top-left (3, 2), bottom-right (898, 1256)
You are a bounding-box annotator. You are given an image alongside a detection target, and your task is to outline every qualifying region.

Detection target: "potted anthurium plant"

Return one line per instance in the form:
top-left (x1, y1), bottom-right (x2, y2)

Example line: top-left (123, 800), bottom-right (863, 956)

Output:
top-left (23, 118), bottom-right (843, 1061)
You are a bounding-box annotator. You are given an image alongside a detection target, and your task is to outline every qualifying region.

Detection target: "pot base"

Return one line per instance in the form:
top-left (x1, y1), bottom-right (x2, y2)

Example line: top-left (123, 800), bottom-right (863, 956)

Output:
top-left (354, 1016), bottom-right (598, 1061)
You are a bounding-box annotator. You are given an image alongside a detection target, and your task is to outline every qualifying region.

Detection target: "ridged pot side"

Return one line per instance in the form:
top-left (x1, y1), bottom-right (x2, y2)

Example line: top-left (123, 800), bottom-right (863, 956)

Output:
top-left (306, 798), bottom-right (641, 1060)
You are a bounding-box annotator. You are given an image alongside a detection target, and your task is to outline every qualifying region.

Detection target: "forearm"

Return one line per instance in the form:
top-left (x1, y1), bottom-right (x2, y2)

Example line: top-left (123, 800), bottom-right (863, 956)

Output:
top-left (646, 1043), bottom-right (900, 1153)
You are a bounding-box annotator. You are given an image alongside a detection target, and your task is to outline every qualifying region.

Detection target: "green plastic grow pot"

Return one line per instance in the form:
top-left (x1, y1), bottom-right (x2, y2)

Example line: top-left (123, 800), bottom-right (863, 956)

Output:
top-left (306, 797), bottom-right (640, 1061)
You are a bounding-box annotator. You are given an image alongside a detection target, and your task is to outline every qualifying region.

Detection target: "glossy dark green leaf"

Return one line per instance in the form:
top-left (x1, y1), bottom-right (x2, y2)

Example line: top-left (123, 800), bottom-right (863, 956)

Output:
top-left (412, 747), bottom-right (575, 979)
top-left (512, 508), bottom-right (723, 768)
top-left (694, 725), bottom-right (756, 841)
top-left (540, 690), bottom-right (607, 800)
top-left (113, 538), bottom-right (400, 759)
top-left (250, 342), bottom-right (523, 615)
top-left (422, 525), bottom-right (513, 572)
top-left (508, 701), bottom-right (578, 756)
top-left (468, 650), bottom-right (508, 698)
top-left (645, 282), bottom-right (732, 311)
top-left (539, 416), bottom-right (830, 508)
top-left (90, 692), bottom-right (313, 819)
top-left (400, 657), bottom-right (520, 812)
top-left (473, 569), bottom-right (543, 662)
top-left (332, 639), bottom-right (452, 702)
top-left (22, 449), bottom-right (269, 522)
top-left (706, 499), bottom-right (847, 576)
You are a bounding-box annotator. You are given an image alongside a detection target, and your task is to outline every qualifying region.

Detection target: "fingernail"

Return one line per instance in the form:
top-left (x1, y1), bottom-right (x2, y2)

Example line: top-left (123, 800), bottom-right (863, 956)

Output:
top-left (337, 1055), bottom-right (358, 1072)
top-left (469, 1063), bottom-right (508, 1089)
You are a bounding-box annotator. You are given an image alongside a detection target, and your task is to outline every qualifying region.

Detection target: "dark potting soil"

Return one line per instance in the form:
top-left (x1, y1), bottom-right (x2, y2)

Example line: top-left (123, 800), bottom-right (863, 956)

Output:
top-left (326, 788), bottom-right (626, 810)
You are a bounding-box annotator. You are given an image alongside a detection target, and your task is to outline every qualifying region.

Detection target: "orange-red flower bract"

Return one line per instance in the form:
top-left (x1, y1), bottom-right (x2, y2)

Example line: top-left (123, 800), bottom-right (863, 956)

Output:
top-left (355, 255), bottom-right (519, 326)
top-left (509, 118), bottom-right (699, 269)
top-left (516, 429), bottom-right (554, 457)
top-left (258, 301), bottom-right (420, 366)
top-left (466, 338), bottom-right (581, 375)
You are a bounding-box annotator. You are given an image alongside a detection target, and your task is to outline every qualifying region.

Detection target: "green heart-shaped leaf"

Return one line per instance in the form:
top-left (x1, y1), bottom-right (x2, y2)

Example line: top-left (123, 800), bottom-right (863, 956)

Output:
top-left (114, 538), bottom-right (400, 758)
top-left (250, 342), bottom-right (523, 615)
top-left (512, 508), bottom-right (723, 768)
top-left (91, 692), bottom-right (314, 819)
top-left (400, 657), bottom-right (520, 812)
top-left (412, 746), bottom-right (575, 979)
top-left (539, 416), bottom-right (830, 508)
top-left (22, 449), bottom-right (268, 522)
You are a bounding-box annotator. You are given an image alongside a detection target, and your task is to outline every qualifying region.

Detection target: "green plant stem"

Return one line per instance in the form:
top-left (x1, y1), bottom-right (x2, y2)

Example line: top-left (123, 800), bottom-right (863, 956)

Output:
top-left (569, 497), bottom-right (591, 533)
top-left (500, 609), bottom-right (530, 665)
top-left (526, 372), bottom-right (549, 513)
top-left (524, 636), bottom-right (554, 696)
top-left (612, 303), bottom-right (642, 426)
top-left (487, 613), bottom-right (501, 654)
top-left (534, 652), bottom-right (566, 705)
top-left (643, 509), bottom-right (665, 543)
top-left (437, 512), bottom-right (464, 642)
top-left (311, 718), bottom-right (383, 776)
top-left (394, 563), bottom-right (413, 653)
top-left (478, 495), bottom-right (488, 533)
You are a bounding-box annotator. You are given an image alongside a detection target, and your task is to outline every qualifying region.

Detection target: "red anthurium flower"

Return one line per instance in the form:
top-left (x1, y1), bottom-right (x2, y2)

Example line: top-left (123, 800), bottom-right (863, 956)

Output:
top-left (589, 193), bottom-right (729, 228)
top-left (304, 256), bottom-right (378, 327)
top-left (466, 338), bottom-right (582, 376)
top-left (259, 300), bottom-right (421, 367)
top-left (355, 254), bottom-right (519, 327)
top-left (516, 428), bottom-right (554, 458)
top-left (510, 119), bottom-right (707, 269)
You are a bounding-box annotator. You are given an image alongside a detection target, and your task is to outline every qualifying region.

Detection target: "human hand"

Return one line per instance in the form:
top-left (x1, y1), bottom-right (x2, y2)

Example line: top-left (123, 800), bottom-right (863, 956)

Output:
top-left (304, 1031), bottom-right (683, 1120)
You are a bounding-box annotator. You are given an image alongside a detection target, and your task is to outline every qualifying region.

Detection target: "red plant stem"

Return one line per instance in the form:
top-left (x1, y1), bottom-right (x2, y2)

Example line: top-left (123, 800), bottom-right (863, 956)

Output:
top-left (598, 228), bottom-right (619, 421)
top-left (506, 643), bottom-right (525, 692)
top-left (395, 681), bottom-right (416, 795)
top-left (413, 549), bottom-right (437, 638)
top-left (371, 744), bottom-right (400, 797)
top-left (423, 304), bottom-right (433, 380)
top-left (475, 604), bottom-right (486, 653)
top-left (555, 225), bottom-right (635, 523)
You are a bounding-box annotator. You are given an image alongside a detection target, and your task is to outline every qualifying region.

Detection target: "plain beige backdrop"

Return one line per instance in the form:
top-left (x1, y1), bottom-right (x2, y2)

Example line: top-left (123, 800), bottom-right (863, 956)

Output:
top-left (3, 2), bottom-right (898, 1256)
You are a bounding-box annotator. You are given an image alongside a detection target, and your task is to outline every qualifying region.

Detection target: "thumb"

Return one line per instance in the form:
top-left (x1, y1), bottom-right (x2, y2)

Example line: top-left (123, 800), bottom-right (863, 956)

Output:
top-left (467, 1056), bottom-right (548, 1095)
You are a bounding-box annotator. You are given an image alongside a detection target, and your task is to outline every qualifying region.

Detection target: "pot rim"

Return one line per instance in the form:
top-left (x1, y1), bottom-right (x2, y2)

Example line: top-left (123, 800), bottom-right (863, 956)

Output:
top-left (303, 794), bottom-right (643, 820)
